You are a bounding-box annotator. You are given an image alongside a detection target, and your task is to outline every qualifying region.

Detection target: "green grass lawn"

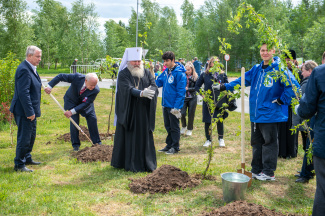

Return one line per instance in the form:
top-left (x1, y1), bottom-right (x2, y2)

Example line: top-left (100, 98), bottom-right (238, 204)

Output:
top-left (0, 87), bottom-right (314, 215)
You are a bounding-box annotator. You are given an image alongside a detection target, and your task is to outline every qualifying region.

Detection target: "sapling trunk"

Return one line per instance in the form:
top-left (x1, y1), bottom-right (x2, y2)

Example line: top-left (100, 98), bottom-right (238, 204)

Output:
top-left (107, 87), bottom-right (115, 135)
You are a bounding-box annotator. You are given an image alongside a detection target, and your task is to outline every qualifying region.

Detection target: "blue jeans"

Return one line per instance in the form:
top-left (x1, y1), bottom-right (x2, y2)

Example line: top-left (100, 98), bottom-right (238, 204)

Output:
top-left (251, 122), bottom-right (279, 176)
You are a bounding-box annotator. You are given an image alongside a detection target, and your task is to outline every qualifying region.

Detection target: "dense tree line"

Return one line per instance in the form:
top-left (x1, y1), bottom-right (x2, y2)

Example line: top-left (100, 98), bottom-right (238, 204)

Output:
top-left (0, 0), bottom-right (324, 70)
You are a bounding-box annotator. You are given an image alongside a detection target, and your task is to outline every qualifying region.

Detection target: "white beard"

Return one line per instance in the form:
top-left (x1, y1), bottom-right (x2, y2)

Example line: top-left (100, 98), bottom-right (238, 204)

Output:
top-left (127, 62), bottom-right (144, 78)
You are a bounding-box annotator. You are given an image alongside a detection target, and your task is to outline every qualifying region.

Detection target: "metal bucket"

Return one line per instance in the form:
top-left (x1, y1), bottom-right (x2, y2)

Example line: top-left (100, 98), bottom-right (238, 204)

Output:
top-left (221, 172), bottom-right (250, 203)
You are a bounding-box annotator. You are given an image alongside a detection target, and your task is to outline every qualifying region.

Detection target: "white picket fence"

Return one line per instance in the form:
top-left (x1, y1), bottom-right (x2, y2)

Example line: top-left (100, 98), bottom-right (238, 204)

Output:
top-left (70, 65), bottom-right (100, 74)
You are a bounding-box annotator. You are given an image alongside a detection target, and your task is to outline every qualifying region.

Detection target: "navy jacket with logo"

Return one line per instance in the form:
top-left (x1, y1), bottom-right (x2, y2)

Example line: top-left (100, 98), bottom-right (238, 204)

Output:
top-left (224, 57), bottom-right (297, 123)
top-left (155, 62), bottom-right (187, 109)
top-left (48, 73), bottom-right (100, 115)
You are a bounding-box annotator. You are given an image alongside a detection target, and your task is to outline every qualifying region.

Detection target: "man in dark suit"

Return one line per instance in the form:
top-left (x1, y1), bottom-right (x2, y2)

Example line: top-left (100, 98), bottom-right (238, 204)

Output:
top-left (44, 73), bottom-right (101, 151)
top-left (10, 45), bottom-right (43, 172)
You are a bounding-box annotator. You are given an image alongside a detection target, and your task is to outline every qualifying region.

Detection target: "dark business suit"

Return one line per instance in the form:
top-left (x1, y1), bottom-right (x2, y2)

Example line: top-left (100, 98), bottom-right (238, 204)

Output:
top-left (48, 73), bottom-right (101, 148)
top-left (10, 60), bottom-right (42, 168)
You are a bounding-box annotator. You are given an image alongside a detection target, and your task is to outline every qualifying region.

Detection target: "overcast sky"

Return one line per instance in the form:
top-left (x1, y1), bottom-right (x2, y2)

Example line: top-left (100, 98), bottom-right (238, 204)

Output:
top-left (26, 0), bottom-right (301, 34)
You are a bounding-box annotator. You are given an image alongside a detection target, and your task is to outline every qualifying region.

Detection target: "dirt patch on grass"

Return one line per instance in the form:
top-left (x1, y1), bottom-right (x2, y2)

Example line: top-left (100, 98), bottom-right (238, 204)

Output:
top-left (201, 200), bottom-right (299, 216)
top-left (91, 202), bottom-right (140, 216)
top-left (57, 125), bottom-right (112, 142)
top-left (129, 165), bottom-right (201, 194)
top-left (192, 173), bottom-right (217, 181)
top-left (73, 144), bottom-right (113, 163)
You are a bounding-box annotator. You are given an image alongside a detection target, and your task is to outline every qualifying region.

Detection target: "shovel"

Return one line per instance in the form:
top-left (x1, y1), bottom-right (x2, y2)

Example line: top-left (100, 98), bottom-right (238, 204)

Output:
top-left (237, 67), bottom-right (252, 187)
top-left (42, 83), bottom-right (94, 145)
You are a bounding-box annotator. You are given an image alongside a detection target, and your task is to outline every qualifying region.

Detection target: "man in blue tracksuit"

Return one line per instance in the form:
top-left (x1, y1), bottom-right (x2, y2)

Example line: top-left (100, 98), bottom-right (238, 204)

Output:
top-left (156, 51), bottom-right (187, 155)
top-left (215, 44), bottom-right (297, 180)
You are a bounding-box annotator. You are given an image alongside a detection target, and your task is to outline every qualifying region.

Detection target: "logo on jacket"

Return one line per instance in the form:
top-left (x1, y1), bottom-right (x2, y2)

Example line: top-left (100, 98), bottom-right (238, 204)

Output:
top-left (264, 75), bottom-right (273, 87)
top-left (82, 97), bottom-right (88, 102)
top-left (168, 75), bottom-right (174, 84)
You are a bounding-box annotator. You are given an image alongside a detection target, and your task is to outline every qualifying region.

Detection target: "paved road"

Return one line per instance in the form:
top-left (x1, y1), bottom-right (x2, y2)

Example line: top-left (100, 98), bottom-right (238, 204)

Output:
top-left (41, 77), bottom-right (250, 114)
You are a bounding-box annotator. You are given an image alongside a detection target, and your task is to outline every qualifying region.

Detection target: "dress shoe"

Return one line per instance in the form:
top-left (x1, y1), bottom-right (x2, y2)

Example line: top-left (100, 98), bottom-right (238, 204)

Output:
top-left (295, 177), bottom-right (309, 183)
top-left (158, 146), bottom-right (170, 152)
top-left (26, 160), bottom-right (41, 165)
top-left (73, 146), bottom-right (79, 151)
top-left (14, 167), bottom-right (33, 172)
top-left (165, 147), bottom-right (179, 155)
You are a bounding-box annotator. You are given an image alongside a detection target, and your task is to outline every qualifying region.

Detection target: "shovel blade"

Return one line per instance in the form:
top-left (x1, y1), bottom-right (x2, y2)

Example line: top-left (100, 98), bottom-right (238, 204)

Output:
top-left (237, 168), bottom-right (252, 188)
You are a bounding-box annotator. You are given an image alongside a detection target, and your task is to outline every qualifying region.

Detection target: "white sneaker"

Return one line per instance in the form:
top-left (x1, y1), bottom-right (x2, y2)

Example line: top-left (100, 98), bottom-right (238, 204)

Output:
top-left (203, 140), bottom-right (211, 147)
top-left (186, 130), bottom-right (192, 136)
top-left (219, 139), bottom-right (225, 147)
top-left (255, 173), bottom-right (276, 181)
top-left (251, 172), bottom-right (262, 179)
top-left (180, 127), bottom-right (186, 135)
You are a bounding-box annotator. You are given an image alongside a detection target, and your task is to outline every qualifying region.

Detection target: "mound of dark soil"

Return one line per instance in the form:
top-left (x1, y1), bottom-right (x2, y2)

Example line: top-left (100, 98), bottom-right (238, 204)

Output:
top-left (129, 165), bottom-right (201, 194)
top-left (75, 144), bottom-right (113, 163)
top-left (201, 201), bottom-right (299, 216)
top-left (57, 125), bottom-right (111, 142)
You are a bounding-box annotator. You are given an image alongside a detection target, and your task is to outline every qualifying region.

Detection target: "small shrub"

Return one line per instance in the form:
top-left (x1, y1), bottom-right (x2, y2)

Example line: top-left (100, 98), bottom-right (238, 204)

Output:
top-left (0, 52), bottom-right (20, 108)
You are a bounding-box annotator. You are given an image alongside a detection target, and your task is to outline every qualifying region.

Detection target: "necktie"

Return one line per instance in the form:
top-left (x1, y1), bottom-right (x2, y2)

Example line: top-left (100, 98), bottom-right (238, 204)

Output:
top-left (80, 86), bottom-right (87, 95)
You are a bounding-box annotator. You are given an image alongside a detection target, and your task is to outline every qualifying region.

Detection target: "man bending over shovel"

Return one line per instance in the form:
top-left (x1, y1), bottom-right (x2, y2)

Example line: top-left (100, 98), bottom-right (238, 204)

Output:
top-left (44, 73), bottom-right (102, 151)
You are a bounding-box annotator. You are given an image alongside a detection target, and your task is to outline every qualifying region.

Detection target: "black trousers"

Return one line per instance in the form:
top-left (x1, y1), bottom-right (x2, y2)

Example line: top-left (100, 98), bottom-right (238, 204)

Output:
top-left (301, 131), bottom-right (308, 151)
top-left (14, 115), bottom-right (37, 168)
top-left (181, 96), bottom-right (197, 130)
top-left (251, 122), bottom-right (279, 176)
top-left (70, 111), bottom-right (101, 148)
top-left (313, 156), bottom-right (325, 216)
top-left (300, 136), bottom-right (314, 179)
top-left (205, 122), bottom-right (224, 141)
top-left (163, 107), bottom-right (180, 151)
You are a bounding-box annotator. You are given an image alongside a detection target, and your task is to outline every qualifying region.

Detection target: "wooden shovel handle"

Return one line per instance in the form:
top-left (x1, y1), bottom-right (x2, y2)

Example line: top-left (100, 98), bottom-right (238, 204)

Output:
top-left (241, 67), bottom-right (245, 164)
top-left (41, 83), bottom-right (94, 145)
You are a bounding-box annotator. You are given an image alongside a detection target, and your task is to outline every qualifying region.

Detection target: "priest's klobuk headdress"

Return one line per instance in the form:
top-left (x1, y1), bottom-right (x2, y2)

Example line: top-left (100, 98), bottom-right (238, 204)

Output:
top-left (118, 47), bottom-right (143, 72)
top-left (114, 47), bottom-right (143, 127)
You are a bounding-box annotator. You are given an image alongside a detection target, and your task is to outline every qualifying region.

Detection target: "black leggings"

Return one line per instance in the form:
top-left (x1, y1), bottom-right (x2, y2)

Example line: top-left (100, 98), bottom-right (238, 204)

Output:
top-left (205, 122), bottom-right (224, 141)
top-left (181, 96), bottom-right (197, 130)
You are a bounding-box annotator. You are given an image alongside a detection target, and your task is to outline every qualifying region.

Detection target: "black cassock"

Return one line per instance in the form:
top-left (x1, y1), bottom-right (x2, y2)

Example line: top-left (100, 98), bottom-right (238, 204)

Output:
top-left (111, 67), bottom-right (158, 172)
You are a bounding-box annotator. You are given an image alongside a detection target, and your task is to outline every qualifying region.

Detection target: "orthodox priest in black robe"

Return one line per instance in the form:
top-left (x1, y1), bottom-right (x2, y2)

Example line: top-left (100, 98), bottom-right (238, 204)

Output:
top-left (111, 47), bottom-right (158, 172)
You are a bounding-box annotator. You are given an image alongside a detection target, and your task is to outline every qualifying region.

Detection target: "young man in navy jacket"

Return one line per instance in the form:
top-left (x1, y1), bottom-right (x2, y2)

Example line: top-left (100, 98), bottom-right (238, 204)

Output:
top-left (44, 73), bottom-right (101, 151)
top-left (156, 51), bottom-right (187, 155)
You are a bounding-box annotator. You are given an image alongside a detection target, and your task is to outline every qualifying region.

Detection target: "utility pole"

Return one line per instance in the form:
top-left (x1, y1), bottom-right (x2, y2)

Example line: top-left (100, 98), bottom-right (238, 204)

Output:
top-left (136, 0), bottom-right (139, 47)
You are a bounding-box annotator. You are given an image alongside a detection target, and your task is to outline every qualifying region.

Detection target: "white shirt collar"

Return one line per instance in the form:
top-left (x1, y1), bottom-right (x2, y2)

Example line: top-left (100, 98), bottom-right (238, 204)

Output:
top-left (81, 83), bottom-right (86, 91)
top-left (26, 59), bottom-right (37, 74)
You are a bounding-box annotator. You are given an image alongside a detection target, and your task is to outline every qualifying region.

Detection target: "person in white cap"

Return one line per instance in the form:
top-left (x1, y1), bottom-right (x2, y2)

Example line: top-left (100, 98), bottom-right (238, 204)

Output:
top-left (111, 47), bottom-right (158, 172)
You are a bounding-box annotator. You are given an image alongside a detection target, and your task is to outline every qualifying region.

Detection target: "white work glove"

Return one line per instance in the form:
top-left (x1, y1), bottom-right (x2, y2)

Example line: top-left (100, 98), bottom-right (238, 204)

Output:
top-left (212, 84), bottom-right (220, 90)
top-left (170, 108), bottom-right (181, 119)
top-left (272, 98), bottom-right (283, 105)
top-left (141, 88), bottom-right (155, 99)
top-left (295, 104), bottom-right (299, 115)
